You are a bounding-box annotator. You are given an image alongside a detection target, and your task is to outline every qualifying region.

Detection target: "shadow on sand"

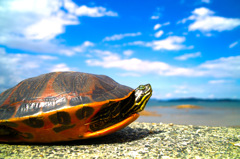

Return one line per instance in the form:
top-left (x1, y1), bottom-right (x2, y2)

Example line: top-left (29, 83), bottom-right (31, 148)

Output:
top-left (2, 126), bottom-right (162, 146)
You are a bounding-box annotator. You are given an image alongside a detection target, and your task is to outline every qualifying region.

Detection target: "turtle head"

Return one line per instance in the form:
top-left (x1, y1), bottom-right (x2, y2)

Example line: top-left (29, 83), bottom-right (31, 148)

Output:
top-left (134, 84), bottom-right (152, 113)
top-left (88, 83), bottom-right (152, 132)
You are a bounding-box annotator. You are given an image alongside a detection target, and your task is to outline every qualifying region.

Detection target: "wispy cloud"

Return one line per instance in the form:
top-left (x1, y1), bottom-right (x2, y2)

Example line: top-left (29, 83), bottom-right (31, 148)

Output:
top-left (0, 48), bottom-right (72, 91)
top-left (173, 85), bottom-right (190, 94)
top-left (74, 5), bottom-right (118, 17)
top-left (154, 24), bottom-right (162, 30)
top-left (179, 7), bottom-right (240, 33)
top-left (151, 16), bottom-right (160, 20)
top-left (201, 0), bottom-right (211, 3)
top-left (175, 52), bottom-right (201, 60)
top-left (198, 56), bottom-right (240, 78)
top-left (86, 50), bottom-right (173, 74)
top-left (86, 50), bottom-right (240, 78)
top-left (229, 41), bottom-right (238, 48)
top-left (148, 36), bottom-right (189, 51)
top-left (0, 37), bottom-right (93, 56)
top-left (103, 32), bottom-right (141, 41)
top-left (123, 50), bottom-right (134, 57)
top-left (153, 22), bottom-right (170, 31)
top-left (128, 36), bottom-right (190, 51)
top-left (150, 7), bottom-right (164, 20)
top-left (154, 30), bottom-right (164, 38)
top-left (208, 79), bottom-right (234, 84)
top-left (59, 41), bottom-right (94, 56)
top-left (127, 41), bottom-right (146, 46)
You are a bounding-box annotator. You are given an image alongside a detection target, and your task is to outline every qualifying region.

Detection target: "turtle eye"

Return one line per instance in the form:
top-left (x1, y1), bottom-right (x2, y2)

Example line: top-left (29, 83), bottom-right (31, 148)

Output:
top-left (139, 85), bottom-right (145, 90)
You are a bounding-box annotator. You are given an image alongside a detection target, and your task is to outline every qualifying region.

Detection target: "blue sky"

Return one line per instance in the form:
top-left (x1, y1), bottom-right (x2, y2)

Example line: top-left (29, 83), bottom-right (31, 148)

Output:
top-left (0, 0), bottom-right (240, 99)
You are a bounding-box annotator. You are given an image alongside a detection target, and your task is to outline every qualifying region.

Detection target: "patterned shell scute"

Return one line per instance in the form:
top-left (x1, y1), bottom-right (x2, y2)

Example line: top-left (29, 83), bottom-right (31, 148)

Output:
top-left (0, 72), bottom-right (133, 120)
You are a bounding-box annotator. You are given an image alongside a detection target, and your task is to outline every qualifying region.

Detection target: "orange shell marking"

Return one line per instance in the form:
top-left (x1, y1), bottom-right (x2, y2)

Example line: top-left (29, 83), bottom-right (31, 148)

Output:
top-left (0, 72), bottom-right (139, 143)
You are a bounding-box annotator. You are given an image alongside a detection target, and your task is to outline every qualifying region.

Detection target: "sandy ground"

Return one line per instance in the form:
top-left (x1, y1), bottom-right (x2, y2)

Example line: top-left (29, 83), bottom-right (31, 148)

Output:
top-left (1, 122), bottom-right (239, 158)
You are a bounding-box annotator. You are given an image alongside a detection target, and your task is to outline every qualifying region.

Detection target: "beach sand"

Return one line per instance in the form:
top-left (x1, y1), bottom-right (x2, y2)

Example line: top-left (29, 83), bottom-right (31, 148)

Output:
top-left (0, 122), bottom-right (239, 158)
top-left (137, 105), bottom-right (240, 127)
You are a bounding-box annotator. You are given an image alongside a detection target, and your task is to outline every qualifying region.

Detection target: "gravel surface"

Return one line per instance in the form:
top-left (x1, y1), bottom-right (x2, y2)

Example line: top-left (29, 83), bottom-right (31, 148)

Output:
top-left (0, 122), bottom-right (239, 158)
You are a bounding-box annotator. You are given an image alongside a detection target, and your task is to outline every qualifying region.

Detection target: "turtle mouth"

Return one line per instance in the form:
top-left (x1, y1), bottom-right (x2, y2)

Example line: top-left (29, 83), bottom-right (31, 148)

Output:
top-left (88, 93), bottom-right (137, 132)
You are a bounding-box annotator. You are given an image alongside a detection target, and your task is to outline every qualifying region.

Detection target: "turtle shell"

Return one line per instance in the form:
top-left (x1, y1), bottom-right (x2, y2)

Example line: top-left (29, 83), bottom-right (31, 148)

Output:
top-left (0, 72), bottom-right (137, 143)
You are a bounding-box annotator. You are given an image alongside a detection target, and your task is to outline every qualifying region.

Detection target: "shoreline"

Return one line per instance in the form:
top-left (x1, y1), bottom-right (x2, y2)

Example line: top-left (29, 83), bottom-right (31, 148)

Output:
top-left (140, 104), bottom-right (203, 117)
top-left (138, 104), bottom-right (240, 127)
top-left (0, 122), bottom-right (239, 158)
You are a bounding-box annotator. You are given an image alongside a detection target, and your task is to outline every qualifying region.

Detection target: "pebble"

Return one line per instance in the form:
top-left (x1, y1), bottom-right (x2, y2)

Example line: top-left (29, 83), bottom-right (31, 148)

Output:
top-left (0, 122), bottom-right (239, 158)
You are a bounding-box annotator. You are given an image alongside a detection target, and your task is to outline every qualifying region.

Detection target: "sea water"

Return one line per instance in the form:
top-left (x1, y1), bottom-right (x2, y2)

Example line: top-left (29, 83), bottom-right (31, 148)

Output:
top-left (146, 100), bottom-right (240, 108)
top-left (137, 100), bottom-right (240, 127)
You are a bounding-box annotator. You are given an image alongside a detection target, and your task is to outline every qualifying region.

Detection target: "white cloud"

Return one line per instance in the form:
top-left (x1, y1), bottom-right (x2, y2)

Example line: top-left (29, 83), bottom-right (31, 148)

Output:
top-left (201, 0), bottom-right (210, 3)
top-left (86, 50), bottom-right (194, 77)
top-left (50, 63), bottom-right (71, 72)
top-left (23, 12), bottom-right (78, 40)
top-left (154, 24), bottom-right (162, 30)
top-left (0, 34), bottom-right (93, 56)
top-left (229, 41), bottom-right (238, 48)
top-left (0, 36), bottom-right (59, 54)
top-left (86, 50), bottom-right (173, 74)
top-left (123, 50), bottom-right (134, 57)
top-left (73, 41), bottom-right (94, 52)
top-left (61, 41), bottom-right (94, 56)
top-left (173, 85), bottom-right (189, 94)
top-left (175, 52), bottom-right (201, 60)
top-left (0, 0), bottom-right (116, 53)
top-left (127, 41), bottom-right (146, 46)
top-left (153, 22), bottom-right (170, 30)
top-left (75, 5), bottom-right (118, 17)
top-left (151, 16), bottom-right (160, 20)
top-left (127, 36), bottom-right (191, 51)
top-left (86, 50), bottom-right (240, 78)
top-left (148, 36), bottom-right (187, 51)
top-left (166, 84), bottom-right (205, 98)
top-left (165, 93), bottom-right (173, 98)
top-left (192, 7), bottom-right (213, 16)
top-left (197, 56), bottom-right (240, 78)
top-left (0, 0), bottom-right (79, 41)
top-left (64, 0), bottom-right (78, 13)
top-left (180, 7), bottom-right (240, 33)
top-left (103, 32), bottom-right (141, 41)
top-left (163, 22), bottom-right (170, 26)
top-left (0, 48), bottom-right (62, 92)
top-left (154, 30), bottom-right (164, 38)
top-left (63, 0), bottom-right (118, 17)
top-left (208, 79), bottom-right (234, 84)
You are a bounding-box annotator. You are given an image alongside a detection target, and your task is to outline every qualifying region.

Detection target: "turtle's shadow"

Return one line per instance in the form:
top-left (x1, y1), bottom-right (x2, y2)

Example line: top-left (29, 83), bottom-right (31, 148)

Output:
top-left (3, 126), bottom-right (162, 146)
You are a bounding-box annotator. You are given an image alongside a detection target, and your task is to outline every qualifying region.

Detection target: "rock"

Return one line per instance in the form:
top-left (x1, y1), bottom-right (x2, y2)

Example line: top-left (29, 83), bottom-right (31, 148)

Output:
top-left (175, 105), bottom-right (202, 109)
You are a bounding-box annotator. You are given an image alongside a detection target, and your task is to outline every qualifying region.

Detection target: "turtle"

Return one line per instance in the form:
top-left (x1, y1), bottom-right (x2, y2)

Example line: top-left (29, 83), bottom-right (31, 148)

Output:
top-left (0, 71), bottom-right (152, 143)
